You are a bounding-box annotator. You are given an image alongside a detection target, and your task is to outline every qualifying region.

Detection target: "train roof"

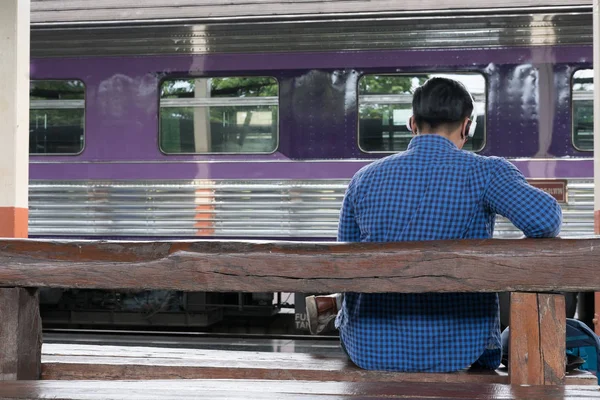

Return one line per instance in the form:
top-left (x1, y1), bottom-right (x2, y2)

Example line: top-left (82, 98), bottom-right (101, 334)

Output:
top-left (31, 1), bottom-right (592, 25)
top-left (31, 3), bottom-right (594, 58)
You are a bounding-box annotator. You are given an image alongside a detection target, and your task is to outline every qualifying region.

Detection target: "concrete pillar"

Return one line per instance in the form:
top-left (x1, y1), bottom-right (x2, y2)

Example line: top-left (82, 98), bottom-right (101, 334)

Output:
top-left (193, 78), bottom-right (211, 153)
top-left (0, 0), bottom-right (38, 382)
top-left (0, 0), bottom-right (30, 238)
top-left (594, 0), bottom-right (600, 335)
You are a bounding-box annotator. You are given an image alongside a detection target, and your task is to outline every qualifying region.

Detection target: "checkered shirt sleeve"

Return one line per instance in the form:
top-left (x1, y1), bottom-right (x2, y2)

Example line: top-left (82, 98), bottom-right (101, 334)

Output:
top-left (338, 175), bottom-right (361, 242)
top-left (484, 158), bottom-right (562, 238)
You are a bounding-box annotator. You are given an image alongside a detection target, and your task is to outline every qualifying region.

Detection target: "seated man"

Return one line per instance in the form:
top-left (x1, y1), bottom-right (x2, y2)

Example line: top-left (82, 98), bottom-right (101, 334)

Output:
top-left (306, 77), bottom-right (562, 372)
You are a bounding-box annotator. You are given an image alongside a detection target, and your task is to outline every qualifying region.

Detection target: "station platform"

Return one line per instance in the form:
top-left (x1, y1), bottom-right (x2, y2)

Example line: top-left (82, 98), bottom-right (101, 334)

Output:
top-left (1, 379), bottom-right (599, 400)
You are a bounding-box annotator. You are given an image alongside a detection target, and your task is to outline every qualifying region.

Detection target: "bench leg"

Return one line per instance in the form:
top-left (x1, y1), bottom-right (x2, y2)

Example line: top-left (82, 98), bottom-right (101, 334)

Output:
top-left (0, 288), bottom-right (42, 380)
top-left (595, 292), bottom-right (600, 336)
top-left (509, 292), bottom-right (565, 385)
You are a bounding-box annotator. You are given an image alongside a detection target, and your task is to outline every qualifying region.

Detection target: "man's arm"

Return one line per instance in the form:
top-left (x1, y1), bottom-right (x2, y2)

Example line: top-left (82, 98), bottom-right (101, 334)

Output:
top-left (483, 159), bottom-right (562, 238)
top-left (337, 179), bottom-right (361, 242)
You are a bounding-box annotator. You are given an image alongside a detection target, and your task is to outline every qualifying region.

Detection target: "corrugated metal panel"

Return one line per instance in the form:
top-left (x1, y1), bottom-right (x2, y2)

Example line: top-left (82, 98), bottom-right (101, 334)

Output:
top-left (28, 179), bottom-right (593, 238)
top-left (29, 180), bottom-right (346, 237)
top-left (31, 11), bottom-right (593, 57)
top-left (30, 0), bottom-right (591, 24)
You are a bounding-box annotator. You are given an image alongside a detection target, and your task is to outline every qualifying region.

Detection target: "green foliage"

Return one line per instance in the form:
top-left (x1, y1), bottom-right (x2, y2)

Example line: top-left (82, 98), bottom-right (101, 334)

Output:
top-left (359, 75), bottom-right (428, 119)
top-left (210, 77), bottom-right (278, 97)
top-left (160, 77), bottom-right (278, 129)
top-left (359, 75), bottom-right (427, 95)
top-left (29, 80), bottom-right (85, 154)
top-left (160, 77), bottom-right (278, 153)
top-left (161, 77), bottom-right (277, 98)
top-left (572, 71), bottom-right (594, 150)
top-left (574, 101), bottom-right (593, 130)
top-left (30, 80), bottom-right (84, 100)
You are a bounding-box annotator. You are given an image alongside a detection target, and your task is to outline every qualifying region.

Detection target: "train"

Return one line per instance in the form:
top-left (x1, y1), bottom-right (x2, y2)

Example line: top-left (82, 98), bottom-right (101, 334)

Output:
top-left (28, 2), bottom-right (595, 330)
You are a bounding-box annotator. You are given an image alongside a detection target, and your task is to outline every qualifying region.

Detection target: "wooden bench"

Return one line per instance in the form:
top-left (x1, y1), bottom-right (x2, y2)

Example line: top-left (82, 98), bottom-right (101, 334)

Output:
top-left (0, 238), bottom-right (599, 389)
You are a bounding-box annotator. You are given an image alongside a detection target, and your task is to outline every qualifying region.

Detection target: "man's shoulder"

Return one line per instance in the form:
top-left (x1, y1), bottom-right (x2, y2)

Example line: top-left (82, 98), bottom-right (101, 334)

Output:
top-left (353, 153), bottom-right (400, 178)
top-left (472, 155), bottom-right (518, 173)
top-left (350, 152), bottom-right (513, 184)
top-left (454, 151), bottom-right (512, 171)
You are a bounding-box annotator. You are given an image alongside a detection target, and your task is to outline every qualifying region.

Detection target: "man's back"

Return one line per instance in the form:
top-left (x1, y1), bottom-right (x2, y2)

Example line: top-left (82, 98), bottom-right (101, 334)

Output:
top-left (336, 134), bottom-right (562, 372)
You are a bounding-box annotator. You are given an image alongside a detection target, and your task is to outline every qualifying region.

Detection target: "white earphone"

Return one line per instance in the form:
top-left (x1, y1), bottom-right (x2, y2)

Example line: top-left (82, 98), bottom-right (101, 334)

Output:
top-left (406, 107), bottom-right (478, 138)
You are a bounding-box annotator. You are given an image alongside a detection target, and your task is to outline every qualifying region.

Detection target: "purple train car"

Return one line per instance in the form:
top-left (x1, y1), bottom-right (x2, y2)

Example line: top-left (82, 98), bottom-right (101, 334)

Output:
top-left (28, 3), bottom-right (594, 328)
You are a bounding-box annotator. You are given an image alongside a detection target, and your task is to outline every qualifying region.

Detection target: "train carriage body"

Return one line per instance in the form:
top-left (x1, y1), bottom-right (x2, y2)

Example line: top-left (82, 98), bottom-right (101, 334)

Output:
top-left (27, 1), bottom-right (596, 327)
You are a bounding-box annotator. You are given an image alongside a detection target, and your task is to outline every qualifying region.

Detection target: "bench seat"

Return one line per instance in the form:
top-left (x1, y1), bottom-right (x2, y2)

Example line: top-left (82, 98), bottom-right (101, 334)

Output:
top-left (40, 344), bottom-right (597, 385)
top-left (0, 379), bottom-right (599, 399)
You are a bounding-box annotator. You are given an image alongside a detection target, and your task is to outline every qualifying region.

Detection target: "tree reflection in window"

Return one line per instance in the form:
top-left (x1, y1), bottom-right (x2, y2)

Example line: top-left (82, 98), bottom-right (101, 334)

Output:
top-left (573, 70), bottom-right (593, 151)
top-left (30, 80), bottom-right (85, 155)
top-left (358, 74), bottom-right (486, 153)
top-left (160, 77), bottom-right (278, 154)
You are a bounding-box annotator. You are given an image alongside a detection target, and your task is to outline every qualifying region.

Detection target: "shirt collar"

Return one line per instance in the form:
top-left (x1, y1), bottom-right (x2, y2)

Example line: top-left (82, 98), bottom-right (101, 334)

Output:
top-left (407, 134), bottom-right (458, 151)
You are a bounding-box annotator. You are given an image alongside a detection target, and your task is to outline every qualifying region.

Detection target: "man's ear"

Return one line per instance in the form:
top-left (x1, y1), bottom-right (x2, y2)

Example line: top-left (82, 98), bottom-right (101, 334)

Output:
top-left (461, 118), bottom-right (470, 141)
top-left (408, 116), bottom-right (418, 136)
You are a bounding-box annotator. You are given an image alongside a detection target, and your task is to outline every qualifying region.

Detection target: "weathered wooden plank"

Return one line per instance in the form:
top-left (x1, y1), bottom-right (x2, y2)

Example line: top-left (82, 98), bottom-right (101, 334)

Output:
top-left (594, 293), bottom-right (600, 336)
top-left (0, 380), bottom-right (599, 399)
top-left (539, 294), bottom-right (566, 385)
top-left (0, 288), bottom-right (42, 381)
top-left (42, 361), bottom-right (508, 383)
top-left (510, 293), bottom-right (542, 385)
top-left (39, 343), bottom-right (506, 383)
top-left (0, 239), bottom-right (597, 293)
top-left (509, 293), bottom-right (566, 385)
top-left (39, 343), bottom-right (595, 384)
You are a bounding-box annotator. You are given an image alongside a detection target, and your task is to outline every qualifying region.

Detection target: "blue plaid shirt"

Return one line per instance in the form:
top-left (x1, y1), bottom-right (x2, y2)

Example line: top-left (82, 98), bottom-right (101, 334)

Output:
top-left (335, 134), bottom-right (562, 372)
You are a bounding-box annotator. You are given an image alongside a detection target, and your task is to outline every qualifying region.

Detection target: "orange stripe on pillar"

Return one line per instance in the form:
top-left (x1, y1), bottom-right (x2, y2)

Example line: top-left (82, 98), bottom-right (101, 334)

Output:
top-left (595, 211), bottom-right (600, 235)
top-left (194, 188), bottom-right (215, 236)
top-left (0, 207), bottom-right (28, 238)
top-left (0, 0), bottom-right (30, 240)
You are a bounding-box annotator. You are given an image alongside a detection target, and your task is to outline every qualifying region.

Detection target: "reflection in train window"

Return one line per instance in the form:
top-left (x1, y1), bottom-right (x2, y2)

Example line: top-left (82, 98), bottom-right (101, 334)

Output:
top-left (358, 73), bottom-right (486, 153)
top-left (160, 77), bottom-right (279, 154)
top-left (573, 70), bottom-right (593, 151)
top-left (30, 80), bottom-right (85, 155)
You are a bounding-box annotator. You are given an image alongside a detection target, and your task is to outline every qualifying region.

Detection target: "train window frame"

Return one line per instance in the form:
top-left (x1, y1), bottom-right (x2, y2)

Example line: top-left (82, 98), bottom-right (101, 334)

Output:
top-left (571, 68), bottom-right (594, 152)
top-left (158, 76), bottom-right (280, 155)
top-left (356, 72), bottom-right (487, 154)
top-left (29, 79), bottom-right (86, 156)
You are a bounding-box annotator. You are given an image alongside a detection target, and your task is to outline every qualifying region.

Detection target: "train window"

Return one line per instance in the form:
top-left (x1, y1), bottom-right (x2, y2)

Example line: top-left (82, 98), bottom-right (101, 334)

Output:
top-left (573, 69), bottom-right (593, 151)
top-left (30, 80), bottom-right (85, 155)
top-left (358, 73), bottom-right (486, 153)
top-left (159, 77), bottom-right (278, 154)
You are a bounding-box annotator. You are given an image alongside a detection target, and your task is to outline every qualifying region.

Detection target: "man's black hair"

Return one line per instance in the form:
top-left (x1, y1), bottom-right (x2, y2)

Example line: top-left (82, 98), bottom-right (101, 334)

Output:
top-left (412, 77), bottom-right (474, 131)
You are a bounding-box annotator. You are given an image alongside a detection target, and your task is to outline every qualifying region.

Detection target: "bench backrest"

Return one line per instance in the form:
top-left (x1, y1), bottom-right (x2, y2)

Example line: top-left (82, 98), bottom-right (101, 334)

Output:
top-left (0, 238), bottom-right (597, 293)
